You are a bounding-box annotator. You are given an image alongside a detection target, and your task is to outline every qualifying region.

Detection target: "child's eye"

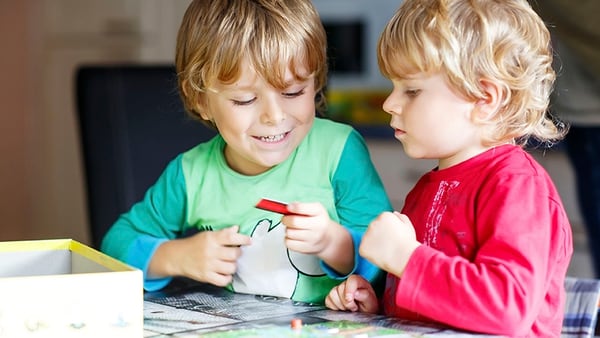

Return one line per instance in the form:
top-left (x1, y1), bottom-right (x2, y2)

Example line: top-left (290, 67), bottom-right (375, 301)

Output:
top-left (405, 89), bottom-right (421, 97)
top-left (232, 97), bottom-right (256, 106)
top-left (282, 89), bottom-right (305, 98)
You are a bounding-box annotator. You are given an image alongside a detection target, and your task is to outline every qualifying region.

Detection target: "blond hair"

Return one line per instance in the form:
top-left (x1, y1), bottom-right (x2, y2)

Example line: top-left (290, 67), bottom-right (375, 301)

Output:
top-left (378, 0), bottom-right (566, 146)
top-left (175, 0), bottom-right (327, 127)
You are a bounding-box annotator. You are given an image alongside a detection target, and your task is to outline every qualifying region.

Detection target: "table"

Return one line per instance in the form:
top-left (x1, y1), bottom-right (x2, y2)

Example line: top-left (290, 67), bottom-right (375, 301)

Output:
top-left (143, 278), bottom-right (495, 337)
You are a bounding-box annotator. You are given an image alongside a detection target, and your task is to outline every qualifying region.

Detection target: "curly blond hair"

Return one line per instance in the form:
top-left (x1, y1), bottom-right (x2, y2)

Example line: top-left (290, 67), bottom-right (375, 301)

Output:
top-left (378, 0), bottom-right (567, 146)
top-left (175, 0), bottom-right (328, 128)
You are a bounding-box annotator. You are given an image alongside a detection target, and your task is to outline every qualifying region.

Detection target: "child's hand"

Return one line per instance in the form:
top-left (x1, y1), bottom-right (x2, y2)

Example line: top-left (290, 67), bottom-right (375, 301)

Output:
top-left (283, 202), bottom-right (354, 275)
top-left (360, 211), bottom-right (421, 277)
top-left (325, 275), bottom-right (378, 313)
top-left (185, 225), bottom-right (252, 286)
top-left (150, 225), bottom-right (251, 287)
top-left (282, 202), bottom-right (334, 255)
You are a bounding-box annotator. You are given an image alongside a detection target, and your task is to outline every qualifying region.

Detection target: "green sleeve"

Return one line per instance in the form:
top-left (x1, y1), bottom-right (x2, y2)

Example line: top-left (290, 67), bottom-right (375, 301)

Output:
top-left (329, 129), bottom-right (392, 290)
top-left (333, 129), bottom-right (393, 227)
top-left (100, 154), bottom-right (189, 291)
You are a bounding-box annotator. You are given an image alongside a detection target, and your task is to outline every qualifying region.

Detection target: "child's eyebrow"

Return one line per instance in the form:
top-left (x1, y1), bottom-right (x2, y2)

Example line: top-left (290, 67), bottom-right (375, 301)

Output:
top-left (282, 75), bottom-right (313, 87)
top-left (213, 81), bottom-right (256, 93)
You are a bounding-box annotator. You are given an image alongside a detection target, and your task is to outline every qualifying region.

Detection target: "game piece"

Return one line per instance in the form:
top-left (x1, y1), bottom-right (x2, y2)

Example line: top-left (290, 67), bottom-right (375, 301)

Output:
top-left (290, 318), bottom-right (302, 330)
top-left (255, 198), bottom-right (293, 215)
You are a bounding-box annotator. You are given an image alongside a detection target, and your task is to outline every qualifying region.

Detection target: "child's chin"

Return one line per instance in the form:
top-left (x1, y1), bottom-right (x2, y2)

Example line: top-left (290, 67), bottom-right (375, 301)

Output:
top-left (400, 144), bottom-right (420, 159)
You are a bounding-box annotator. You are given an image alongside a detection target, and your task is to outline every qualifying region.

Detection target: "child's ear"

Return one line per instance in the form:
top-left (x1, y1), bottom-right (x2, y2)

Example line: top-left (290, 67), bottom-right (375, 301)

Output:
top-left (196, 96), bottom-right (212, 121)
top-left (182, 79), bottom-right (212, 121)
top-left (198, 109), bottom-right (211, 121)
top-left (474, 78), bottom-right (505, 119)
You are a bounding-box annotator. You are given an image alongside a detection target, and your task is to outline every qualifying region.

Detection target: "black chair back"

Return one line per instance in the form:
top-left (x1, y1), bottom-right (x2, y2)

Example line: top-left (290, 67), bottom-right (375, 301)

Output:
top-left (75, 65), bottom-right (217, 248)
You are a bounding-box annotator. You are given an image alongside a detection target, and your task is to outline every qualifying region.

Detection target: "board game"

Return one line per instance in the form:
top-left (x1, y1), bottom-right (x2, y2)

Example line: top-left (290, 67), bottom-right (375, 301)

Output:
top-left (143, 279), bottom-right (496, 337)
top-left (196, 319), bottom-right (405, 337)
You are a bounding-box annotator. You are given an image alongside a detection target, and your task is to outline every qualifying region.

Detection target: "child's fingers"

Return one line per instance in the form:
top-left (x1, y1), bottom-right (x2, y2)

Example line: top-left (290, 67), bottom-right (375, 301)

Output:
top-left (352, 289), bottom-right (370, 303)
top-left (219, 225), bottom-right (251, 246)
top-left (393, 211), bottom-right (411, 224)
top-left (205, 271), bottom-right (233, 287)
top-left (325, 291), bottom-right (345, 310)
top-left (325, 281), bottom-right (358, 312)
top-left (285, 202), bottom-right (325, 217)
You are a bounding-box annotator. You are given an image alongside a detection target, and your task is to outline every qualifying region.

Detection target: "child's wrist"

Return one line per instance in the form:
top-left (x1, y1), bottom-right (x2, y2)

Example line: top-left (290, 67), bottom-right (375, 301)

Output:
top-left (319, 223), bottom-right (353, 272)
top-left (387, 241), bottom-right (420, 277)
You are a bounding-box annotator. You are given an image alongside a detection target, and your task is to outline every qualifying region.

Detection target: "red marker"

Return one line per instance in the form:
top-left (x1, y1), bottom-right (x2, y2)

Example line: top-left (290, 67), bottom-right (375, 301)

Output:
top-left (255, 198), bottom-right (293, 215)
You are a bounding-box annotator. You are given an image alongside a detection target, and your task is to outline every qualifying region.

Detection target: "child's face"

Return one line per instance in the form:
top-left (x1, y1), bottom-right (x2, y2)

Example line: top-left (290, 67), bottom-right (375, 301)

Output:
top-left (383, 72), bottom-right (486, 169)
top-left (202, 61), bottom-right (316, 175)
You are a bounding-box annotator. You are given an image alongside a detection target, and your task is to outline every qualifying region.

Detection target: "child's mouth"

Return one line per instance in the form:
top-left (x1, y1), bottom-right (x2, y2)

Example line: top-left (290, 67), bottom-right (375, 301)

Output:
top-left (257, 132), bottom-right (288, 143)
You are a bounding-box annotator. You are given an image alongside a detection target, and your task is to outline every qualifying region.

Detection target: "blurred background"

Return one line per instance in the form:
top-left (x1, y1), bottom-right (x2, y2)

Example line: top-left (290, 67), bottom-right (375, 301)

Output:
top-left (0, 0), bottom-right (592, 278)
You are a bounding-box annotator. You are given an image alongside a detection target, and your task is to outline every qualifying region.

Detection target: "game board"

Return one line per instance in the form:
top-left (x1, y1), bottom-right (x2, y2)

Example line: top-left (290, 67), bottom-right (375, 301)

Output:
top-left (193, 320), bottom-right (405, 337)
top-left (144, 279), bottom-right (496, 337)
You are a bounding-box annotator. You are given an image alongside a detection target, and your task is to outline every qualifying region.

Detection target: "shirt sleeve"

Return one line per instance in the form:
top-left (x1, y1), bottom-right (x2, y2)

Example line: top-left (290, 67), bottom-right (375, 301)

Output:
top-left (321, 129), bottom-right (393, 289)
top-left (100, 154), bottom-right (190, 291)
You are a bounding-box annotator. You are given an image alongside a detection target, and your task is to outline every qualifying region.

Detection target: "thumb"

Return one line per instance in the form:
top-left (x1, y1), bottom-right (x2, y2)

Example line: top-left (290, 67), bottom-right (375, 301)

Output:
top-left (353, 289), bottom-right (370, 303)
top-left (393, 211), bottom-right (410, 222)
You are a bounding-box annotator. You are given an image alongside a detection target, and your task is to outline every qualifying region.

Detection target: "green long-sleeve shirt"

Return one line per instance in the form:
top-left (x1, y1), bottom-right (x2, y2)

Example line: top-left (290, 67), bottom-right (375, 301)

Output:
top-left (101, 118), bottom-right (392, 303)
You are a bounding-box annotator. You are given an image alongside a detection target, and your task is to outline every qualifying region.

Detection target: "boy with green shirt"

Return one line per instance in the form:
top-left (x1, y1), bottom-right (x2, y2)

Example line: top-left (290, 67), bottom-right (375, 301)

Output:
top-left (101, 0), bottom-right (392, 304)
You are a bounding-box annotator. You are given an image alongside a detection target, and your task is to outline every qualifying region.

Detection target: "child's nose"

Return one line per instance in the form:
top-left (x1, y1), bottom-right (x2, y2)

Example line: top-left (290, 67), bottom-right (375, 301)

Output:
top-left (382, 95), bottom-right (401, 116)
top-left (261, 99), bottom-right (285, 124)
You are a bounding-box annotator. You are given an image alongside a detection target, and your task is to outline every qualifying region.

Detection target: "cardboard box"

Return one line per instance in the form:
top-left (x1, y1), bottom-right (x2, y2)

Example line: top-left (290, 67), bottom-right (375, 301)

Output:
top-left (0, 239), bottom-right (143, 337)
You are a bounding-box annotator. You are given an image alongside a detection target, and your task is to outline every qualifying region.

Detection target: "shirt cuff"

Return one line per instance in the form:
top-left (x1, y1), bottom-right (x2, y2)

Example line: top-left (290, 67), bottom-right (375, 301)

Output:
top-left (127, 235), bottom-right (172, 291)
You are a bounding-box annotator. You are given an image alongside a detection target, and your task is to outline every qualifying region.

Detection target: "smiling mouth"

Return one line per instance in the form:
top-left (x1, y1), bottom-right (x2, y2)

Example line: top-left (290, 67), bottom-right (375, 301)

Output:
top-left (257, 132), bottom-right (288, 143)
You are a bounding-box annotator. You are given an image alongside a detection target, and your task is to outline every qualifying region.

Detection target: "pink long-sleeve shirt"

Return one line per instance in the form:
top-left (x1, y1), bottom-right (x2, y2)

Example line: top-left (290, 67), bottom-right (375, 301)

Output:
top-left (383, 145), bottom-right (573, 337)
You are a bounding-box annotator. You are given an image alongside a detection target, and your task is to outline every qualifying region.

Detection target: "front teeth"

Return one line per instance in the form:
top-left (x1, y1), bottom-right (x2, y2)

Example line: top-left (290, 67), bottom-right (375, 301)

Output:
top-left (259, 133), bottom-right (285, 142)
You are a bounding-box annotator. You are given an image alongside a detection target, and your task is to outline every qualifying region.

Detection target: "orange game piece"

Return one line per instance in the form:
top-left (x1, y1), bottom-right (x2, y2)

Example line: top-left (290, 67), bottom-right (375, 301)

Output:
top-left (290, 318), bottom-right (302, 330)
